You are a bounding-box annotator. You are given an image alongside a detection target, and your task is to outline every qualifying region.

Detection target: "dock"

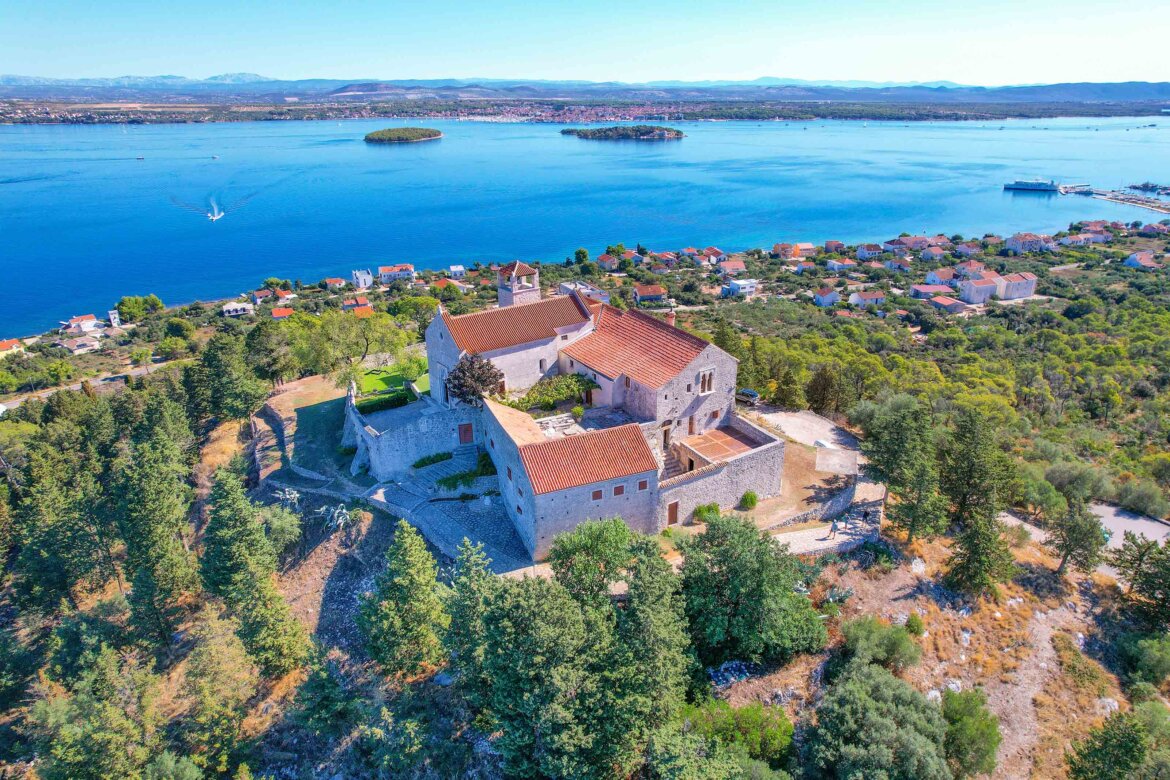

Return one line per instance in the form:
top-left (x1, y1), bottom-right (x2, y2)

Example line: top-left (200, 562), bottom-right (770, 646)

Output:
top-left (1058, 185), bottom-right (1170, 214)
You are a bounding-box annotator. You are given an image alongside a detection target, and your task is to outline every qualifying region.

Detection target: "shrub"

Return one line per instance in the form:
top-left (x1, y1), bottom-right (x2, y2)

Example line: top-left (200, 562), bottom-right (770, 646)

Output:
top-left (355, 390), bottom-right (414, 414)
top-left (1129, 681), bottom-right (1162, 704)
top-left (1004, 523), bottom-right (1032, 548)
top-left (1054, 633), bottom-right (1109, 694)
top-left (571, 404), bottom-right (584, 420)
top-left (905, 613), bottom-right (925, 637)
top-left (740, 491), bottom-right (758, 510)
top-left (411, 451), bottom-right (453, 469)
top-left (506, 374), bottom-right (599, 412)
top-left (693, 503), bottom-right (721, 524)
top-left (942, 688), bottom-right (1001, 778)
top-left (1120, 633), bottom-right (1170, 686)
top-left (1067, 712), bottom-right (1149, 780)
top-left (681, 699), bottom-right (794, 767)
top-left (839, 616), bottom-right (922, 674)
top-left (1117, 479), bottom-right (1170, 520)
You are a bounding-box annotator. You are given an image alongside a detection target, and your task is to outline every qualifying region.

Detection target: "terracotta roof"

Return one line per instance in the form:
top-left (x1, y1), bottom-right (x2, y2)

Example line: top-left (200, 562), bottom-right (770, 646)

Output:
top-left (931, 296), bottom-right (962, 306)
top-left (271, 307), bottom-right (295, 319)
top-left (352, 305), bottom-right (375, 318)
top-left (635, 284), bottom-right (667, 297)
top-left (519, 424), bottom-right (658, 495)
top-left (483, 398), bottom-right (546, 446)
top-left (324, 277), bottom-right (345, 285)
top-left (498, 260), bottom-right (537, 276)
top-left (561, 305), bottom-right (709, 388)
top-left (69, 314), bottom-right (97, 323)
top-left (442, 294), bottom-right (591, 354)
top-left (379, 264), bottom-right (415, 274)
top-left (0, 339), bottom-right (22, 351)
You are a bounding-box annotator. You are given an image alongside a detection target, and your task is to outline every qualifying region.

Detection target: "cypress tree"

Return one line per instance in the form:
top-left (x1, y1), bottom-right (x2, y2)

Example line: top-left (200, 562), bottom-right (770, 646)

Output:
top-left (359, 519), bottom-right (449, 676)
top-left (446, 538), bottom-right (500, 713)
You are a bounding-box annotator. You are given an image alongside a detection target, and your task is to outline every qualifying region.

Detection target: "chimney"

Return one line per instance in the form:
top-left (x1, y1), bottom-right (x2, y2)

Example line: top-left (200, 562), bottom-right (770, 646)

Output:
top-left (665, 309), bottom-right (677, 328)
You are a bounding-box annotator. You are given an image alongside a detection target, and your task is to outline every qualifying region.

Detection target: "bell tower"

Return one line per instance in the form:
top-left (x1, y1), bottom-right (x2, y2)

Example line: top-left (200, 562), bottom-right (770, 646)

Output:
top-left (497, 261), bottom-right (541, 307)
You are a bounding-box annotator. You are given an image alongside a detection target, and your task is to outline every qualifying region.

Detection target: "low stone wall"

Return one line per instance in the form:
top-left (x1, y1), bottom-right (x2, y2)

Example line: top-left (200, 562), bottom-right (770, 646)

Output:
top-left (764, 477), bottom-right (858, 531)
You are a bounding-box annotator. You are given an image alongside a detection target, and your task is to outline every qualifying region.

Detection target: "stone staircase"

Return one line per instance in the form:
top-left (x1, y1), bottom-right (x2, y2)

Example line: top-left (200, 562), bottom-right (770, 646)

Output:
top-left (661, 449), bottom-right (688, 480)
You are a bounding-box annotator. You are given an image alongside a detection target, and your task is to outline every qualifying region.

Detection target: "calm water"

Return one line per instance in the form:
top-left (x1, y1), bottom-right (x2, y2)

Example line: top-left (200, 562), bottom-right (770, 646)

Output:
top-left (1, 117), bottom-right (1167, 335)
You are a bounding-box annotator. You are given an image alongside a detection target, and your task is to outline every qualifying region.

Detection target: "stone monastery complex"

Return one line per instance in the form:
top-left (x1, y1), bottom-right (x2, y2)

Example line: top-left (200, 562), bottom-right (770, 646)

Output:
top-left (344, 262), bottom-right (784, 559)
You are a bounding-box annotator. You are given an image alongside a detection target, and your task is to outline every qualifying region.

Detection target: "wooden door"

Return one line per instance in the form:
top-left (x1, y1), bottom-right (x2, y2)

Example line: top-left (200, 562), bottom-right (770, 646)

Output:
top-left (458, 423), bottom-right (473, 444)
top-left (667, 501), bottom-right (679, 526)
top-left (688, 415), bottom-right (695, 435)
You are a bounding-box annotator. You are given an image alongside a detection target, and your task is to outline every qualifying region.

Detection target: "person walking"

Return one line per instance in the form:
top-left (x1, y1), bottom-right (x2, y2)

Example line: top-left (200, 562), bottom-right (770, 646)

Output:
top-left (828, 519), bottom-right (839, 539)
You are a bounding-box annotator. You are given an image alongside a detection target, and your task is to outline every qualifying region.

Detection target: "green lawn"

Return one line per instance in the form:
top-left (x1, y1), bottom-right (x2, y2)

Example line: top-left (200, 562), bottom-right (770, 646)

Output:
top-left (359, 366), bottom-right (429, 396)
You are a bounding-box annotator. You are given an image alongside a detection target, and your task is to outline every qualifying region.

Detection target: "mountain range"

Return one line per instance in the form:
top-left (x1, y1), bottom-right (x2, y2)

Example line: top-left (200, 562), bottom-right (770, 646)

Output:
top-left (2, 73), bottom-right (1168, 104)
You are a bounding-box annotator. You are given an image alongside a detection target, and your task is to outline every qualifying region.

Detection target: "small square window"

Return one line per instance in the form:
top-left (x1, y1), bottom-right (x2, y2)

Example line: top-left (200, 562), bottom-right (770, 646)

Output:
top-left (614, 484), bottom-right (625, 497)
top-left (592, 489), bottom-right (603, 501)
top-left (561, 334), bottom-right (568, 340)
top-left (638, 479), bottom-right (648, 491)
top-left (710, 410), bottom-right (719, 419)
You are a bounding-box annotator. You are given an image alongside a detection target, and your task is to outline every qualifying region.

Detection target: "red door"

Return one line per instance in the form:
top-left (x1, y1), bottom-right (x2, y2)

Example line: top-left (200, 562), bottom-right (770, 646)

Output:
top-left (458, 423), bottom-right (473, 444)
top-left (667, 501), bottom-right (679, 526)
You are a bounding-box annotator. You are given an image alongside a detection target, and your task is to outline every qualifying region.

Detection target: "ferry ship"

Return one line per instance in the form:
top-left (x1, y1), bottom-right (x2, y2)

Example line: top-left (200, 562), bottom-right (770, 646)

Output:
top-left (1004, 179), bottom-right (1059, 192)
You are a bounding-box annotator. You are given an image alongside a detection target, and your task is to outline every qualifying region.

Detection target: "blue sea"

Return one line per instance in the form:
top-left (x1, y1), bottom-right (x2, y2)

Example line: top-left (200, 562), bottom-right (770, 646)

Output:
top-left (1, 116), bottom-right (1167, 335)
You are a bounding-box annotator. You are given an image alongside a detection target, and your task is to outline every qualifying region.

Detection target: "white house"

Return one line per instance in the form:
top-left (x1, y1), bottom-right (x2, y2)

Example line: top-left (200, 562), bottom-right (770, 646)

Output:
top-left (813, 288), bottom-right (840, 307)
top-left (826, 258), bottom-right (857, 272)
top-left (884, 258), bottom-right (912, 272)
top-left (449, 264), bottom-right (467, 279)
top-left (0, 339), bottom-right (25, 359)
top-left (379, 264), bottom-right (417, 284)
top-left (722, 278), bottom-right (759, 298)
top-left (849, 290), bottom-right (886, 307)
top-left (958, 278), bottom-right (998, 304)
top-left (1006, 233), bottom-right (1055, 254)
top-left (925, 268), bottom-right (957, 286)
top-left (222, 301), bottom-right (255, 317)
top-left (857, 244), bottom-right (885, 260)
top-left (351, 269), bottom-right (374, 289)
top-left (994, 272), bottom-right (1038, 299)
top-left (559, 281), bottom-right (610, 304)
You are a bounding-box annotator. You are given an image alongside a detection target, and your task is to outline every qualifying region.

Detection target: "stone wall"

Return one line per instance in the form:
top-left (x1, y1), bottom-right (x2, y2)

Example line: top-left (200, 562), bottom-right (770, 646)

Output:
top-left (479, 401), bottom-right (538, 556)
top-left (345, 385), bottom-right (477, 482)
top-left (658, 420), bottom-right (785, 526)
top-left (763, 477), bottom-right (858, 531)
top-left (532, 469), bottom-right (659, 559)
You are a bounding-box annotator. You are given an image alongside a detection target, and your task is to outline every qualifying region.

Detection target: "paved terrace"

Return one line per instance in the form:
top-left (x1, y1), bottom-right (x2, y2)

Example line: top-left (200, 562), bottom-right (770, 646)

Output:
top-left (679, 426), bottom-right (759, 461)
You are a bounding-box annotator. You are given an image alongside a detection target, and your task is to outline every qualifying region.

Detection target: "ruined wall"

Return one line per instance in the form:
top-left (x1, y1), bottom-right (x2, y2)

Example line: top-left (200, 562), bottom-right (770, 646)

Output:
top-left (658, 429), bottom-right (784, 527)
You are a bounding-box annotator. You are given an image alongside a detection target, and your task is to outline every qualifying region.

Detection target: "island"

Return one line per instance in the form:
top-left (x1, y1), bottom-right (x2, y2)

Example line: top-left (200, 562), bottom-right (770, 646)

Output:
top-left (560, 124), bottom-right (684, 140)
top-left (363, 127), bottom-right (443, 143)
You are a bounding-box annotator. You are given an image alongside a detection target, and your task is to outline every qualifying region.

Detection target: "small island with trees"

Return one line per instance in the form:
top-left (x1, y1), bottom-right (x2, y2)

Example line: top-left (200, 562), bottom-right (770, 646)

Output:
top-left (363, 127), bottom-right (443, 144)
top-left (560, 124), bottom-right (684, 141)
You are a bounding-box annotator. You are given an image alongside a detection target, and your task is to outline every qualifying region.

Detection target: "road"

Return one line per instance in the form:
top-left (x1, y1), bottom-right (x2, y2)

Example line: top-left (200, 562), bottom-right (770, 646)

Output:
top-left (0, 360), bottom-right (175, 410)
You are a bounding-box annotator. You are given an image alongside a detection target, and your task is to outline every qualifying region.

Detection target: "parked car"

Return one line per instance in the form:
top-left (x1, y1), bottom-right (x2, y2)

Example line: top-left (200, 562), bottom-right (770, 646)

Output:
top-left (735, 388), bottom-right (761, 406)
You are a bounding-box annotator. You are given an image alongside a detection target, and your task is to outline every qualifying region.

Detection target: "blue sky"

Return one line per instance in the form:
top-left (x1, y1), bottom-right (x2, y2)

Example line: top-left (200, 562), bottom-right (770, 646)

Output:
top-left (2, 0), bottom-right (1167, 85)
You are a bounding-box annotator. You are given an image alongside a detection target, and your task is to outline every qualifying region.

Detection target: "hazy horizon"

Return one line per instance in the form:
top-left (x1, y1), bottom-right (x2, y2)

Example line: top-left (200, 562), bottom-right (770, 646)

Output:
top-left (2, 0), bottom-right (1168, 87)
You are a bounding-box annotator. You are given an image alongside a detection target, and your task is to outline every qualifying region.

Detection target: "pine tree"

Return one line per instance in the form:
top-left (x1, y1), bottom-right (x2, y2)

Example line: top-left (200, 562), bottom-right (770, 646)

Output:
top-left (946, 515), bottom-right (1016, 598)
top-left (198, 334), bottom-right (268, 421)
top-left (939, 408), bottom-right (1016, 530)
top-left (25, 645), bottom-right (163, 780)
top-left (359, 519), bottom-right (449, 676)
top-left (201, 471), bottom-right (276, 602)
top-left (483, 577), bottom-right (594, 778)
top-left (182, 607), bottom-right (259, 773)
top-left (805, 364), bottom-right (843, 415)
top-left (446, 538), bottom-right (500, 713)
top-left (1047, 500), bottom-right (1107, 575)
top-left (771, 364), bottom-right (805, 409)
top-left (712, 320), bottom-right (745, 362)
top-left (234, 575), bottom-right (310, 678)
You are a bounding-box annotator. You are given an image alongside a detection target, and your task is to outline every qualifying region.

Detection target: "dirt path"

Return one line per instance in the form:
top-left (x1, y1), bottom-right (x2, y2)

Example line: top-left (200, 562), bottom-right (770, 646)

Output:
top-left (983, 605), bottom-right (1076, 779)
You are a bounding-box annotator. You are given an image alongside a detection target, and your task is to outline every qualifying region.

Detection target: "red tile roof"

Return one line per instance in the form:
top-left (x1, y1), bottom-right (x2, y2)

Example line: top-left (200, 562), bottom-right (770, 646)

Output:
top-left (0, 339), bottom-right (21, 351)
top-left (325, 277), bottom-right (346, 285)
top-left (442, 294), bottom-right (591, 354)
top-left (379, 264), bottom-right (415, 274)
top-left (562, 305), bottom-right (709, 388)
top-left (271, 307), bottom-right (295, 319)
top-left (352, 305), bottom-right (375, 318)
top-left (498, 260), bottom-right (537, 276)
top-left (635, 284), bottom-right (667, 297)
top-left (69, 314), bottom-right (97, 323)
top-left (519, 424), bottom-right (658, 495)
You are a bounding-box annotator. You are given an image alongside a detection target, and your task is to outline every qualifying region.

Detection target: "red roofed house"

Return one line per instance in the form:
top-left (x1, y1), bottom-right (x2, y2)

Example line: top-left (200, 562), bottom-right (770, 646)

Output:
top-left (342, 296), bottom-right (370, 311)
top-left (772, 243), bottom-right (794, 259)
top-left (958, 278), bottom-right (998, 305)
top-left (930, 296), bottom-right (967, 314)
top-left (271, 307), bottom-right (295, 320)
top-left (1006, 233), bottom-right (1055, 254)
top-left (252, 289), bottom-right (274, 305)
top-left (824, 240), bottom-right (845, 254)
top-left (718, 259), bottom-right (747, 277)
top-left (857, 244), bottom-right (885, 260)
top-left (925, 268), bottom-right (957, 286)
top-left (826, 258), bottom-right (857, 272)
top-left (596, 253), bottom-right (620, 272)
top-left (378, 264), bottom-right (416, 284)
top-left (0, 339), bottom-right (25, 359)
top-left (954, 242), bottom-right (982, 257)
top-left (274, 288), bottom-right (297, 301)
top-left (813, 288), bottom-right (840, 307)
top-left (1125, 251), bottom-right (1162, 271)
top-left (849, 290), bottom-right (887, 307)
top-left (704, 246), bottom-right (728, 261)
top-left (995, 272), bottom-right (1038, 299)
top-left (344, 268), bottom-right (786, 560)
top-left (954, 260), bottom-right (986, 278)
top-left (633, 284), bottom-right (668, 305)
top-left (60, 314), bottom-right (102, 336)
top-left (324, 277), bottom-right (347, 290)
top-left (911, 284), bottom-right (954, 299)
top-left (921, 246), bottom-right (946, 262)
top-left (351, 305), bottom-right (376, 319)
